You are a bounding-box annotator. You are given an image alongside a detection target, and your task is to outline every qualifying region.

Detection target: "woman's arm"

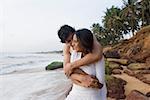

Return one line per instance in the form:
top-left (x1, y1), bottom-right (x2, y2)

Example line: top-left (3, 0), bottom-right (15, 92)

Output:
top-left (64, 39), bottom-right (103, 76)
top-left (64, 35), bottom-right (103, 76)
top-left (71, 37), bottom-right (103, 69)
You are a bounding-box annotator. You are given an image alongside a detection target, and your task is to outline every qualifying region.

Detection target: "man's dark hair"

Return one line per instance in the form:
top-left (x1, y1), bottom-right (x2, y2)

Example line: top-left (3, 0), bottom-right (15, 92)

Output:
top-left (58, 25), bottom-right (75, 43)
top-left (75, 29), bottom-right (93, 54)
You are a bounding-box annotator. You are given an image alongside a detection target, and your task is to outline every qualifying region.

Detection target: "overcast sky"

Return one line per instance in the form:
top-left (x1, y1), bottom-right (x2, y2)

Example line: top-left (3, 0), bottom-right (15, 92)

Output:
top-left (0, 0), bottom-right (122, 52)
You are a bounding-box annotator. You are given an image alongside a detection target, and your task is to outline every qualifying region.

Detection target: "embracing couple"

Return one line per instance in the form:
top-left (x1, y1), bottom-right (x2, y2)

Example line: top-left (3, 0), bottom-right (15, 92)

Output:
top-left (57, 25), bottom-right (107, 100)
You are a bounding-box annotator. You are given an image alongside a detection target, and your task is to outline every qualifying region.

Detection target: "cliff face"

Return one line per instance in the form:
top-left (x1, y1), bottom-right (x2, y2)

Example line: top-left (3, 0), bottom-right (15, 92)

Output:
top-left (105, 25), bottom-right (150, 64)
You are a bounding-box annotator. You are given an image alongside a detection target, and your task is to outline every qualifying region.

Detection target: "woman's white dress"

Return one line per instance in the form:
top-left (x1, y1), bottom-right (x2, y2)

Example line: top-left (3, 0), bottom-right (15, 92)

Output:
top-left (65, 51), bottom-right (107, 100)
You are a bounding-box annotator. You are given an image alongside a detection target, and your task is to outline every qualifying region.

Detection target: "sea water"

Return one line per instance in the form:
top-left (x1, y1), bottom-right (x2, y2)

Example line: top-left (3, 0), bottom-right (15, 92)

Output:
top-left (0, 52), bottom-right (72, 100)
top-left (0, 52), bottom-right (63, 75)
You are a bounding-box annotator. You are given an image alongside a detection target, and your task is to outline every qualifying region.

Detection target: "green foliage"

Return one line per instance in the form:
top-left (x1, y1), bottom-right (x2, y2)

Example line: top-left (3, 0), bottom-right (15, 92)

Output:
top-left (136, 0), bottom-right (150, 26)
top-left (45, 61), bottom-right (63, 70)
top-left (105, 75), bottom-right (114, 82)
top-left (91, 0), bottom-right (150, 46)
top-left (91, 6), bottom-right (127, 46)
top-left (120, 0), bottom-right (140, 35)
top-left (105, 60), bottom-right (112, 75)
top-left (92, 23), bottom-right (122, 46)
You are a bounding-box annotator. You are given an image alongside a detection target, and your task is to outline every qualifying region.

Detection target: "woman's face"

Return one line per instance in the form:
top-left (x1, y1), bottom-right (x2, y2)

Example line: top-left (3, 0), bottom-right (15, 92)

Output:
top-left (72, 34), bottom-right (82, 52)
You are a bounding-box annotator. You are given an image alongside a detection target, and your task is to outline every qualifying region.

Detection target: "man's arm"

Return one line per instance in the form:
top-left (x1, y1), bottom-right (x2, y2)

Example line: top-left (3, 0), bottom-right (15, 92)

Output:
top-left (70, 73), bottom-right (103, 89)
top-left (63, 44), bottom-right (72, 76)
top-left (71, 37), bottom-right (103, 69)
top-left (63, 44), bottom-right (71, 67)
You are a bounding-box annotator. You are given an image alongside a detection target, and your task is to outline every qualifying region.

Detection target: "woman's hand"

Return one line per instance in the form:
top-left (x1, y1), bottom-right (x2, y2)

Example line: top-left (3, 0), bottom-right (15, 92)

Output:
top-left (63, 63), bottom-right (73, 77)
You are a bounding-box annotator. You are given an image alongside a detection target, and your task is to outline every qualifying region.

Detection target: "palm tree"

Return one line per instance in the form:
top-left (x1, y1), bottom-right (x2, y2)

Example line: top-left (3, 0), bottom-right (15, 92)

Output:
top-left (136, 0), bottom-right (150, 26)
top-left (91, 23), bottom-right (101, 35)
top-left (102, 6), bottom-right (126, 39)
top-left (120, 0), bottom-right (139, 36)
top-left (91, 23), bottom-right (108, 45)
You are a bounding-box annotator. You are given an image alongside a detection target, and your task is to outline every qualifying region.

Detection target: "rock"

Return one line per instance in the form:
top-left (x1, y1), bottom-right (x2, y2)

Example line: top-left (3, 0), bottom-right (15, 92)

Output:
top-left (146, 57), bottom-right (150, 65)
top-left (137, 70), bottom-right (150, 74)
top-left (112, 69), bottom-right (122, 74)
top-left (126, 44), bottom-right (142, 59)
top-left (107, 58), bottom-right (129, 65)
top-left (146, 91), bottom-right (150, 97)
top-left (108, 62), bottom-right (122, 70)
top-left (127, 63), bottom-right (149, 70)
top-left (103, 50), bottom-right (120, 59)
top-left (126, 90), bottom-right (148, 100)
top-left (135, 73), bottom-right (150, 85)
top-left (123, 69), bottom-right (135, 76)
top-left (45, 61), bottom-right (63, 70)
top-left (141, 78), bottom-right (150, 85)
top-left (133, 50), bottom-right (150, 63)
top-left (106, 75), bottom-right (126, 99)
top-left (135, 73), bottom-right (144, 80)
top-left (106, 25), bottom-right (150, 63)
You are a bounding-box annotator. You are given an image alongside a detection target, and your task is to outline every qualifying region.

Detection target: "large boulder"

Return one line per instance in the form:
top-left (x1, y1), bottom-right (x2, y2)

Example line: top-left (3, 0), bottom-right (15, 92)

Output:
top-left (135, 73), bottom-right (150, 85)
top-left (146, 57), bottom-right (150, 65)
top-left (45, 61), bottom-right (63, 70)
top-left (123, 69), bottom-right (135, 76)
top-left (112, 69), bottom-right (122, 75)
top-left (107, 58), bottom-right (129, 65)
top-left (108, 62), bottom-right (121, 70)
top-left (137, 70), bottom-right (150, 74)
top-left (127, 63), bottom-right (150, 70)
top-left (106, 75), bottom-right (127, 99)
top-left (103, 50), bottom-right (120, 59)
top-left (126, 90), bottom-right (148, 100)
top-left (146, 91), bottom-right (150, 97)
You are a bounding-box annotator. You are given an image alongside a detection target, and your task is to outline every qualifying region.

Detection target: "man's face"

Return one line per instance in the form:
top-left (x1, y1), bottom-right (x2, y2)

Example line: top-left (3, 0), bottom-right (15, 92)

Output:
top-left (65, 33), bottom-right (74, 46)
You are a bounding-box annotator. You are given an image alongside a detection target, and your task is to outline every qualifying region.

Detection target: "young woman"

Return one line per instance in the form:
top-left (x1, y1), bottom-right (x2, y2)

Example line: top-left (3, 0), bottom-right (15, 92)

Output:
top-left (65, 29), bottom-right (107, 100)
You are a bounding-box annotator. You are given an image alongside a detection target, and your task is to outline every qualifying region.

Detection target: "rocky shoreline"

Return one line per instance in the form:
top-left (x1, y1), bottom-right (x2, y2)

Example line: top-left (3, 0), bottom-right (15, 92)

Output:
top-left (103, 25), bottom-right (150, 100)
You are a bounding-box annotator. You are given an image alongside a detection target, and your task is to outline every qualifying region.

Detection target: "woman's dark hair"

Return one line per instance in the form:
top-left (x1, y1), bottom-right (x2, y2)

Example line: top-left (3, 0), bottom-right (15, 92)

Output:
top-left (75, 29), bottom-right (93, 54)
top-left (58, 25), bottom-right (75, 43)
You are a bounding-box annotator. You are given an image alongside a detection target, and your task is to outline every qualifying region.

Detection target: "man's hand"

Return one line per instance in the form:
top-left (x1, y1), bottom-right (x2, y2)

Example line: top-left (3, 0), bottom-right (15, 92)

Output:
top-left (80, 75), bottom-right (94, 87)
top-left (80, 75), bottom-right (103, 89)
top-left (63, 63), bottom-right (73, 77)
top-left (69, 69), bottom-right (103, 89)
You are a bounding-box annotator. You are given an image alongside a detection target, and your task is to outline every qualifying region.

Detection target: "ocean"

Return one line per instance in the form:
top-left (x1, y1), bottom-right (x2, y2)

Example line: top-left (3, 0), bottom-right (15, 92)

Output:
top-left (0, 52), bottom-right (63, 75)
top-left (0, 52), bottom-right (72, 100)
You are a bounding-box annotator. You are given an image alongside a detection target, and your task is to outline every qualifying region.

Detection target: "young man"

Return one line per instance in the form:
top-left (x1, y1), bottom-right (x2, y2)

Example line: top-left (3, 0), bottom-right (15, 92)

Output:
top-left (58, 25), bottom-right (103, 88)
